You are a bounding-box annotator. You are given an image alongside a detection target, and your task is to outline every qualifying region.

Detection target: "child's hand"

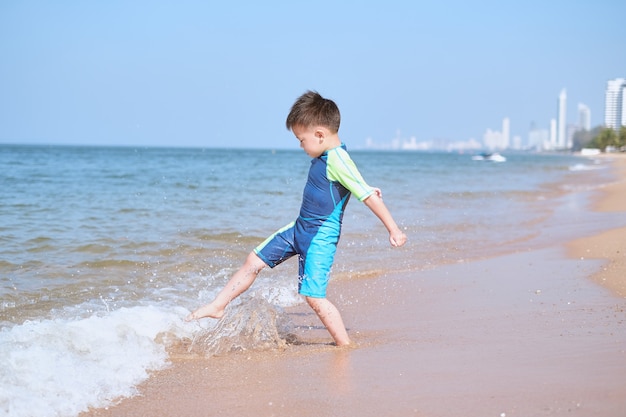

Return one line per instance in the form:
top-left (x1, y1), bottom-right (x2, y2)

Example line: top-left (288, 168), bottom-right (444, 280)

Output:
top-left (373, 187), bottom-right (383, 199)
top-left (389, 229), bottom-right (407, 247)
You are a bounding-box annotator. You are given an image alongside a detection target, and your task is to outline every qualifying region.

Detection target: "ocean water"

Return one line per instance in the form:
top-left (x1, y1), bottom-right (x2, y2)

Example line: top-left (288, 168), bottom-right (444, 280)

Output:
top-left (0, 144), bottom-right (617, 416)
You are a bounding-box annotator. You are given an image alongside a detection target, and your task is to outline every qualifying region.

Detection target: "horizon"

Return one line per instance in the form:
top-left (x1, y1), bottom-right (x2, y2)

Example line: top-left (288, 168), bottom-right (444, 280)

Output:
top-left (0, 141), bottom-right (593, 155)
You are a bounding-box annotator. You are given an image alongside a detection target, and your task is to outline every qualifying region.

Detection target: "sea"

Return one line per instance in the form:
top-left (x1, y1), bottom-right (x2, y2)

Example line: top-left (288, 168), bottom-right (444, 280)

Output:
top-left (0, 144), bottom-right (619, 417)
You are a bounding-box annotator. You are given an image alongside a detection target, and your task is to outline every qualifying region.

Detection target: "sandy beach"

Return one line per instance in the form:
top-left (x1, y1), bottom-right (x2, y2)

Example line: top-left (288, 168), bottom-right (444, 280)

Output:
top-left (83, 154), bottom-right (626, 417)
top-left (567, 153), bottom-right (626, 298)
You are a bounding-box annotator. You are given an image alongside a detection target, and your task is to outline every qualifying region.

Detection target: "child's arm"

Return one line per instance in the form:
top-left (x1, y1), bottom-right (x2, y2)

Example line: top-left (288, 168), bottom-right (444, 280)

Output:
top-left (363, 191), bottom-right (407, 247)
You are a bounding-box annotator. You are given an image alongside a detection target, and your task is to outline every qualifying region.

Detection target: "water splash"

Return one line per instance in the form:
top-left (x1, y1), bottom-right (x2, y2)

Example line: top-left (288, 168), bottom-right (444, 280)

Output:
top-left (188, 297), bottom-right (293, 356)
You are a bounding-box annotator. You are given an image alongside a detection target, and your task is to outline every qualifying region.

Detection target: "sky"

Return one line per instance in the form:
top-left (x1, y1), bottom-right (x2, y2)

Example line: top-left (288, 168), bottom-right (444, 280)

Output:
top-left (1, 0), bottom-right (625, 149)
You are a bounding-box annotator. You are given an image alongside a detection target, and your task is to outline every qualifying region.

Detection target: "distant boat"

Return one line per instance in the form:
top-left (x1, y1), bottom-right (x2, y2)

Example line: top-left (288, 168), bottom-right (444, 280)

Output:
top-left (472, 152), bottom-right (506, 162)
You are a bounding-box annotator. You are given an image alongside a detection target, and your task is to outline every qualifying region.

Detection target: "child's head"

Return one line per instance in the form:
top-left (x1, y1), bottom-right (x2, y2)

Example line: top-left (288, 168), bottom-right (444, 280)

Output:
top-left (286, 91), bottom-right (340, 133)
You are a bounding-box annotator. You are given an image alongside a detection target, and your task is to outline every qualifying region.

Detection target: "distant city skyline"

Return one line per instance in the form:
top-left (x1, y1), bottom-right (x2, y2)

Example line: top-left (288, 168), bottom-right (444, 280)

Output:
top-left (363, 84), bottom-right (603, 152)
top-left (365, 75), bottom-right (626, 152)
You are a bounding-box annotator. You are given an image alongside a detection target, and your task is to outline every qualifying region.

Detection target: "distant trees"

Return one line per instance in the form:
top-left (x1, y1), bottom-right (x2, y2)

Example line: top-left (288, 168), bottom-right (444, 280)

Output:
top-left (573, 126), bottom-right (626, 152)
top-left (588, 127), bottom-right (626, 151)
top-left (571, 126), bottom-right (603, 151)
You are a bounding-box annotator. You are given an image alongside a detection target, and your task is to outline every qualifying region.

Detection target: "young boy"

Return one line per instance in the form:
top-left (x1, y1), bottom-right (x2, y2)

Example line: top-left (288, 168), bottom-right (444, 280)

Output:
top-left (186, 91), bottom-right (407, 346)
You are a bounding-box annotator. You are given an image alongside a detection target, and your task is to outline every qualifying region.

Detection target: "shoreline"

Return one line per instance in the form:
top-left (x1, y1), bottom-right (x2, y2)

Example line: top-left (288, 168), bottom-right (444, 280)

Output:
top-left (82, 154), bottom-right (626, 417)
top-left (567, 153), bottom-right (626, 298)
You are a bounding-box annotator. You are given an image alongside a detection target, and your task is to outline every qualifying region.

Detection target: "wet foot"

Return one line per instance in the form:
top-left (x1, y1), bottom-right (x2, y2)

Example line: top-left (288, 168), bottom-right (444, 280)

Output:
top-left (185, 303), bottom-right (225, 322)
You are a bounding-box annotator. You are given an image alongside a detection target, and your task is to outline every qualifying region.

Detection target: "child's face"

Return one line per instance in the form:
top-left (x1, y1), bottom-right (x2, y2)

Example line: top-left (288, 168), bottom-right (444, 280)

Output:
top-left (292, 125), bottom-right (327, 158)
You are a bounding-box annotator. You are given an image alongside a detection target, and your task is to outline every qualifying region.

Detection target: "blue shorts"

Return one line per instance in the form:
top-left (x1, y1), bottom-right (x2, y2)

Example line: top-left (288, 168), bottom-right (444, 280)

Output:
top-left (253, 220), bottom-right (339, 298)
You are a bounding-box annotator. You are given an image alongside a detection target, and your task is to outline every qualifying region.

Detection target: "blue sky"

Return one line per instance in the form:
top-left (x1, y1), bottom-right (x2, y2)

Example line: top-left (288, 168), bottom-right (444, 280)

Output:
top-left (1, 1), bottom-right (624, 149)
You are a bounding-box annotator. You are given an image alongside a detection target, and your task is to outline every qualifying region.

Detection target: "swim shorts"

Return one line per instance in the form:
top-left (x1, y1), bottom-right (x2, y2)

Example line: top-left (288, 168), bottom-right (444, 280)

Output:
top-left (254, 219), bottom-right (339, 298)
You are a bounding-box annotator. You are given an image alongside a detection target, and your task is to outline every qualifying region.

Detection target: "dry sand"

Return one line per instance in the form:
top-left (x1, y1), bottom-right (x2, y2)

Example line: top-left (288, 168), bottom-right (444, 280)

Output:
top-left (83, 154), bottom-right (626, 417)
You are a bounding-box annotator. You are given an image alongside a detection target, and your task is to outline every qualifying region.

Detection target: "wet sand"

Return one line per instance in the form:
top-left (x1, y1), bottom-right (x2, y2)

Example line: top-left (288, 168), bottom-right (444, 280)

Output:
top-left (567, 153), bottom-right (626, 298)
top-left (83, 154), bottom-right (626, 417)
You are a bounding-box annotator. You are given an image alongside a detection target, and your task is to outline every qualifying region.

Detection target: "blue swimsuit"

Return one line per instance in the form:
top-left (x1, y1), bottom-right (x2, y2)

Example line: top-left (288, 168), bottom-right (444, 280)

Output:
top-left (254, 144), bottom-right (374, 298)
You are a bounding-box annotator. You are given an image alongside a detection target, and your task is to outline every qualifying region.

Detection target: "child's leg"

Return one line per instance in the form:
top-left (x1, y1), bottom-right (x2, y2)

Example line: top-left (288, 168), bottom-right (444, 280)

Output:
top-left (305, 296), bottom-right (351, 346)
top-left (185, 251), bottom-right (266, 321)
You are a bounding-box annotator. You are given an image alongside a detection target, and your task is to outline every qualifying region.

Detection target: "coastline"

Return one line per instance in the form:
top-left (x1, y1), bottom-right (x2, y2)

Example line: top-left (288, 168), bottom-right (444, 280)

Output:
top-left (567, 153), bottom-right (626, 298)
top-left (82, 154), bottom-right (626, 417)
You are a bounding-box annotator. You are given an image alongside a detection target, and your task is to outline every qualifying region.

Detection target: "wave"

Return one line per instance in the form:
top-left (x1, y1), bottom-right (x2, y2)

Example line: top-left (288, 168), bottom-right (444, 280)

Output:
top-left (0, 305), bottom-right (193, 417)
top-left (569, 162), bottom-right (605, 171)
top-left (1, 277), bottom-right (303, 417)
top-left (71, 243), bottom-right (114, 254)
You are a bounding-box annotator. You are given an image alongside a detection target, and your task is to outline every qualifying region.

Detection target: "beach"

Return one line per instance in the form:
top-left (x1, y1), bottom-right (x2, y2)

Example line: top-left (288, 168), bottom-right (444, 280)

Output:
top-left (567, 154), bottom-right (626, 298)
top-left (80, 154), bottom-right (626, 417)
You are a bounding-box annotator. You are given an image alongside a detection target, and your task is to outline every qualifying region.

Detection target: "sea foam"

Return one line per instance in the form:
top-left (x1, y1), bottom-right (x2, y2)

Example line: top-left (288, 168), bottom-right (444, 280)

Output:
top-left (0, 305), bottom-right (193, 417)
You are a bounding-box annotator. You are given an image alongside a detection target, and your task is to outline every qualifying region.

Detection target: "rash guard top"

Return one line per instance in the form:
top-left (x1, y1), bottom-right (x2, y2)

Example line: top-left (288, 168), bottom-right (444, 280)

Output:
top-left (299, 143), bottom-right (374, 226)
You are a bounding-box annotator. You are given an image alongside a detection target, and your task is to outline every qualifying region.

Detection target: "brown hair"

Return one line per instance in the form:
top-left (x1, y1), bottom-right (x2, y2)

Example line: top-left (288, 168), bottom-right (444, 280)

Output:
top-left (285, 90), bottom-right (341, 133)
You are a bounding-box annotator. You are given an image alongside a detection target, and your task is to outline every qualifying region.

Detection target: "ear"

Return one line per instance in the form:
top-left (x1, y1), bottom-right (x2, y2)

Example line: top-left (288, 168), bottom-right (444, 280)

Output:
top-left (314, 127), bottom-right (326, 142)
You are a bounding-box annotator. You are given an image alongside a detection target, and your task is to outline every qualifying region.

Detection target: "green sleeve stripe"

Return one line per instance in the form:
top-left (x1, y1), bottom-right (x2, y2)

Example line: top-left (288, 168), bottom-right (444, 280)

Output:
top-left (326, 147), bottom-right (374, 201)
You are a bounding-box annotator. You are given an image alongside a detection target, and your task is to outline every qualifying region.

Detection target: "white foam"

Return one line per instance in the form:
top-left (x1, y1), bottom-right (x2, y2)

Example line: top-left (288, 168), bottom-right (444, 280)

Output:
top-left (0, 305), bottom-right (194, 417)
top-left (568, 162), bottom-right (604, 171)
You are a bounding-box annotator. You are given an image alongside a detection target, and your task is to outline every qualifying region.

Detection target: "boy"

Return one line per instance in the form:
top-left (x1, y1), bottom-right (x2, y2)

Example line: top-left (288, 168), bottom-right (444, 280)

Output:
top-left (186, 91), bottom-right (407, 346)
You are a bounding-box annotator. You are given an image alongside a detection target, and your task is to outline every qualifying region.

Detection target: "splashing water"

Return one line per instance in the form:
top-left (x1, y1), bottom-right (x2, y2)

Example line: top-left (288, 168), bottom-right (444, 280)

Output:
top-left (187, 297), bottom-right (294, 356)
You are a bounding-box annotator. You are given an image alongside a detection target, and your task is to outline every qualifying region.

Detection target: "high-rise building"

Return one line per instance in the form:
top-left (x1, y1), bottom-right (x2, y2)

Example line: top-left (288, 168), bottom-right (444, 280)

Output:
top-left (483, 128), bottom-right (503, 150)
top-left (528, 127), bottom-right (549, 150)
top-left (482, 117), bottom-right (511, 150)
top-left (502, 117), bottom-right (510, 149)
top-left (549, 118), bottom-right (557, 149)
top-left (604, 78), bottom-right (626, 130)
top-left (578, 103), bottom-right (591, 131)
top-left (557, 89), bottom-right (567, 148)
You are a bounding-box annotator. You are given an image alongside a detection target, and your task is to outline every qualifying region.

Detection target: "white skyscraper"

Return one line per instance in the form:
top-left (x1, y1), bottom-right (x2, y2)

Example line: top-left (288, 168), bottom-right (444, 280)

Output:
top-left (483, 128), bottom-right (502, 150)
top-left (502, 117), bottom-right (510, 149)
top-left (557, 89), bottom-right (567, 148)
top-left (604, 78), bottom-right (626, 130)
top-left (549, 118), bottom-right (557, 149)
top-left (578, 103), bottom-right (591, 131)
top-left (528, 127), bottom-right (549, 150)
top-left (482, 117), bottom-right (510, 150)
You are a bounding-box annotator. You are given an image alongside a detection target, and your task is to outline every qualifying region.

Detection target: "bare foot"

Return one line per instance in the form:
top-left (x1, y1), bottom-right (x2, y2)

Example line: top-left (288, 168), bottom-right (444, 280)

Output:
top-left (185, 303), bottom-right (225, 322)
